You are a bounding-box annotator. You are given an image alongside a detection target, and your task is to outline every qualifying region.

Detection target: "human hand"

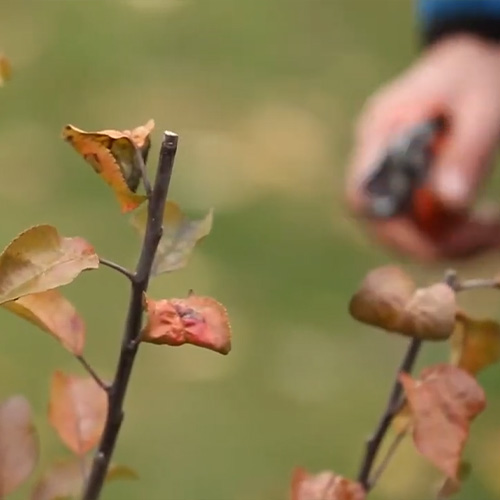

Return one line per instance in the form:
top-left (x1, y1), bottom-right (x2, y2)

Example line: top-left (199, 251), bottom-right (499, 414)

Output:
top-left (346, 34), bottom-right (500, 261)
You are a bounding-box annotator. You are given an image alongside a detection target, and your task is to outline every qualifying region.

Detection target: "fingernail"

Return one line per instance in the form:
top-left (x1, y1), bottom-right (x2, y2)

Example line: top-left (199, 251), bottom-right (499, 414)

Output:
top-left (433, 168), bottom-right (470, 209)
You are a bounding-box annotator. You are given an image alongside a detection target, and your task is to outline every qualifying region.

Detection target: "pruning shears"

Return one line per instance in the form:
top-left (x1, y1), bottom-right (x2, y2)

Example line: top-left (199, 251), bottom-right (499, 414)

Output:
top-left (362, 115), bottom-right (465, 237)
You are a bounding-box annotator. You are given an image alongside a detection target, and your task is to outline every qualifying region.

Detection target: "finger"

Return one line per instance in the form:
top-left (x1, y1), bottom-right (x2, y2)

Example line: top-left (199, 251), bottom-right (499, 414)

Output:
top-left (430, 97), bottom-right (500, 210)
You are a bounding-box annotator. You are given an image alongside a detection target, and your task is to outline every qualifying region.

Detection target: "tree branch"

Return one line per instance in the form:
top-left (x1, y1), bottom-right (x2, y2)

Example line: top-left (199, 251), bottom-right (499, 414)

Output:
top-left (81, 131), bottom-right (178, 500)
top-left (98, 257), bottom-right (135, 282)
top-left (357, 271), bottom-right (457, 491)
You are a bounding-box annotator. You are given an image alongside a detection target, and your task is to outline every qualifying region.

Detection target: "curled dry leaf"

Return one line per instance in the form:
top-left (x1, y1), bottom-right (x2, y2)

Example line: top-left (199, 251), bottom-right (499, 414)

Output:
top-left (49, 371), bottom-right (107, 455)
top-left (290, 468), bottom-right (365, 500)
top-left (3, 289), bottom-right (85, 355)
top-left (131, 201), bottom-right (213, 275)
top-left (31, 459), bottom-right (137, 500)
top-left (0, 225), bottom-right (99, 304)
top-left (0, 395), bottom-right (38, 496)
top-left (450, 312), bottom-right (500, 376)
top-left (436, 461), bottom-right (471, 499)
top-left (63, 121), bottom-right (154, 212)
top-left (142, 295), bottom-right (231, 355)
top-left (0, 54), bottom-right (11, 86)
top-left (400, 364), bottom-right (486, 480)
top-left (349, 266), bottom-right (456, 340)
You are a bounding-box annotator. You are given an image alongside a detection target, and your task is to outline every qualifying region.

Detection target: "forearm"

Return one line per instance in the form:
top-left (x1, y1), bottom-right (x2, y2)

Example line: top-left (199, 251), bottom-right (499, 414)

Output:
top-left (417, 0), bottom-right (500, 45)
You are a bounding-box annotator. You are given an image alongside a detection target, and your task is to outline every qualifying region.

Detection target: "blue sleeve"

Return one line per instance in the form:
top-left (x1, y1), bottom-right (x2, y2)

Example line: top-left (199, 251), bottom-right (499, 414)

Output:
top-left (417, 0), bottom-right (500, 45)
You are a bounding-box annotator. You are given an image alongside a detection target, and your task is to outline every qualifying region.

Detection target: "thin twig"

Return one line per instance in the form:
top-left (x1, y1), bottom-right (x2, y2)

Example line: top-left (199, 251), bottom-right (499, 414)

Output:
top-left (357, 337), bottom-right (422, 490)
top-left (357, 271), bottom-right (457, 491)
top-left (82, 131), bottom-right (178, 500)
top-left (98, 257), bottom-right (135, 282)
top-left (76, 355), bottom-right (109, 393)
top-left (368, 430), bottom-right (407, 488)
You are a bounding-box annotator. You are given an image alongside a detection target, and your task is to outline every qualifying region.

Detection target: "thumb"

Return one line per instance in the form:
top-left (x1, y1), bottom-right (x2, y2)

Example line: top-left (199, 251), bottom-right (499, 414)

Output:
top-left (429, 101), bottom-right (500, 210)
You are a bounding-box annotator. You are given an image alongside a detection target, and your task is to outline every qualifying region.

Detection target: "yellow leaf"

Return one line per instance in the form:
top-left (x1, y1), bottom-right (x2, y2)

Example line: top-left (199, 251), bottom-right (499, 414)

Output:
top-left (48, 371), bottom-right (107, 456)
top-left (62, 122), bottom-right (154, 213)
top-left (450, 312), bottom-right (500, 376)
top-left (131, 201), bottom-right (213, 275)
top-left (0, 396), bottom-right (38, 496)
top-left (3, 290), bottom-right (85, 355)
top-left (0, 225), bottom-right (99, 304)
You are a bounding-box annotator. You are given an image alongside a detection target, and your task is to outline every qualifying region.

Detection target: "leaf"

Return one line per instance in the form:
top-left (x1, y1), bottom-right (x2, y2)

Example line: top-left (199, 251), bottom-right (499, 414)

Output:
top-left (349, 266), bottom-right (456, 340)
top-left (32, 459), bottom-right (136, 500)
top-left (62, 123), bottom-right (153, 213)
top-left (450, 312), bottom-right (500, 376)
top-left (0, 395), bottom-right (38, 496)
top-left (290, 468), bottom-right (365, 500)
top-left (0, 54), bottom-right (11, 86)
top-left (131, 201), bottom-right (213, 275)
top-left (3, 290), bottom-right (85, 355)
top-left (31, 459), bottom-right (82, 500)
top-left (400, 364), bottom-right (486, 479)
top-left (142, 294), bottom-right (231, 354)
top-left (0, 225), bottom-right (99, 304)
top-left (106, 464), bottom-right (139, 482)
top-left (49, 371), bottom-right (107, 455)
top-left (436, 461), bottom-right (471, 499)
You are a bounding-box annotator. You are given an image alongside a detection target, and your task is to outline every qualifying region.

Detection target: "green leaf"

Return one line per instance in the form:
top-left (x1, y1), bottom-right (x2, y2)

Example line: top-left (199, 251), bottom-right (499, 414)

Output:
top-left (131, 201), bottom-right (213, 275)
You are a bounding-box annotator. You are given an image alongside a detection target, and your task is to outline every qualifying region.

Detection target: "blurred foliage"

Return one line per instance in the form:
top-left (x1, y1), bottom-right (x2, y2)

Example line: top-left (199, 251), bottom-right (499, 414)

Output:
top-left (1, 1), bottom-right (500, 499)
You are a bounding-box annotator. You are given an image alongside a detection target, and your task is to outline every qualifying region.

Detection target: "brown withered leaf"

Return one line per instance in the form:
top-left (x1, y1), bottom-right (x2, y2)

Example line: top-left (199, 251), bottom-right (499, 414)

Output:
top-left (400, 364), bottom-right (486, 480)
top-left (3, 290), bottom-right (85, 355)
top-left (49, 371), bottom-right (107, 455)
top-left (141, 294), bottom-right (231, 354)
top-left (450, 312), bottom-right (500, 376)
top-left (436, 461), bottom-right (471, 499)
top-left (31, 459), bottom-right (137, 500)
top-left (349, 266), bottom-right (456, 340)
top-left (0, 396), bottom-right (38, 496)
top-left (0, 54), bottom-right (11, 86)
top-left (131, 201), bottom-right (213, 275)
top-left (290, 468), bottom-right (365, 500)
top-left (63, 123), bottom-right (153, 212)
top-left (0, 225), bottom-right (99, 305)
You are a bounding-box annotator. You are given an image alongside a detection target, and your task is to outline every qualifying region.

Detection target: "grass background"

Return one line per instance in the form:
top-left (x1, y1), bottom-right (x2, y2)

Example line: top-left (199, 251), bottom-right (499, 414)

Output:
top-left (2, 1), bottom-right (500, 499)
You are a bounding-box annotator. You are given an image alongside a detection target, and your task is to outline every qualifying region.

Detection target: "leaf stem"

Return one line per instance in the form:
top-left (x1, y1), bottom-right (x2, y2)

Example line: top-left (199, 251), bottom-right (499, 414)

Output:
top-left (76, 355), bottom-right (109, 393)
top-left (368, 430), bottom-right (407, 488)
top-left (98, 258), bottom-right (135, 282)
top-left (81, 131), bottom-right (178, 500)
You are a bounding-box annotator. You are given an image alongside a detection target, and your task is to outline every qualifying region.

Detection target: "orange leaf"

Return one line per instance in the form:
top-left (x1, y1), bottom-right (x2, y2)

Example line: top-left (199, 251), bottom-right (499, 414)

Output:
top-left (400, 364), bottom-right (486, 479)
top-left (0, 225), bottom-right (99, 304)
top-left (349, 266), bottom-right (456, 340)
top-left (290, 468), bottom-right (365, 500)
top-left (0, 396), bottom-right (38, 496)
top-left (3, 290), bottom-right (85, 355)
top-left (142, 294), bottom-right (231, 354)
top-left (62, 123), bottom-right (153, 213)
top-left (450, 312), bottom-right (500, 376)
top-left (0, 54), bottom-right (11, 86)
top-left (48, 371), bottom-right (107, 455)
top-left (436, 461), bottom-right (471, 499)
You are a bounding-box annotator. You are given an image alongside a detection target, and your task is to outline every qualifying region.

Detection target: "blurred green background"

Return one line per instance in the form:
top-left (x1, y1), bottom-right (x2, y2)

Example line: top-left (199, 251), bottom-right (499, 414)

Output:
top-left (2, 1), bottom-right (500, 499)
